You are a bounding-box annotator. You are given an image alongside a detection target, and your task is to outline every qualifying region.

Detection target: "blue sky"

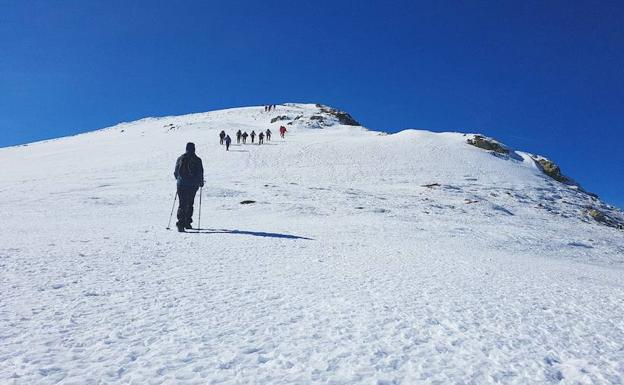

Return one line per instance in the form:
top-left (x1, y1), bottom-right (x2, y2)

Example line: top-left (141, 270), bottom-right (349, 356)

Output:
top-left (1, 0), bottom-right (622, 207)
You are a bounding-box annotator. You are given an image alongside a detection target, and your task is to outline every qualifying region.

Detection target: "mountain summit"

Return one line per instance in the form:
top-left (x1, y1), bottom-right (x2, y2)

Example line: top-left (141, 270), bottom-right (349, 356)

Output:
top-left (1, 103), bottom-right (623, 384)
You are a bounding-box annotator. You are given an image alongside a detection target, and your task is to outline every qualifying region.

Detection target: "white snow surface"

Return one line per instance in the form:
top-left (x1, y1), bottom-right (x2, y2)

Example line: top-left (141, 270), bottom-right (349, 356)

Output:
top-left (1, 103), bottom-right (623, 384)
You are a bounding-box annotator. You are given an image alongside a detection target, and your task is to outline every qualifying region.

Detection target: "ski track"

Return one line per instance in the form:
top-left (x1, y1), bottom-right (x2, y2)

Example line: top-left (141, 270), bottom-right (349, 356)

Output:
top-left (1, 104), bottom-right (623, 384)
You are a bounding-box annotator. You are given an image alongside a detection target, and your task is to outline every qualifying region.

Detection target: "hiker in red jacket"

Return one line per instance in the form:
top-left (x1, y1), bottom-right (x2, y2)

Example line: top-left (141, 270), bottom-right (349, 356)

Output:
top-left (279, 126), bottom-right (287, 138)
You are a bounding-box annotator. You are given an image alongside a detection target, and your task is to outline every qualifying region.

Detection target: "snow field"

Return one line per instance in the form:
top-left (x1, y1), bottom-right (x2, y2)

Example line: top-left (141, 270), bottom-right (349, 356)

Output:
top-left (1, 104), bottom-right (623, 384)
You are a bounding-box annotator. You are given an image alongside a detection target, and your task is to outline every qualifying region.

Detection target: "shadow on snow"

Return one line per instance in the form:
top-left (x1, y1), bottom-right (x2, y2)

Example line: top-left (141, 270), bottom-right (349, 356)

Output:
top-left (189, 228), bottom-right (313, 240)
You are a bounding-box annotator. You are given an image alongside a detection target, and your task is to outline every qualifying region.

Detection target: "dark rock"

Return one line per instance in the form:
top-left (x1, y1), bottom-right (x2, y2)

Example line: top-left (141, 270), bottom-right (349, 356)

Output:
top-left (467, 134), bottom-right (597, 196)
top-left (588, 208), bottom-right (606, 222)
top-left (270, 116), bottom-right (291, 123)
top-left (466, 135), bottom-right (509, 155)
top-left (586, 208), bottom-right (624, 230)
top-left (317, 105), bottom-right (361, 126)
top-left (529, 155), bottom-right (598, 198)
top-left (531, 157), bottom-right (571, 184)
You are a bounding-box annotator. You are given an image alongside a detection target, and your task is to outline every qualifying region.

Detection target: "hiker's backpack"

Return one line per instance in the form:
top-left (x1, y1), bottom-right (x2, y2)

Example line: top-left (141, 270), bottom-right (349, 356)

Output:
top-left (178, 154), bottom-right (194, 179)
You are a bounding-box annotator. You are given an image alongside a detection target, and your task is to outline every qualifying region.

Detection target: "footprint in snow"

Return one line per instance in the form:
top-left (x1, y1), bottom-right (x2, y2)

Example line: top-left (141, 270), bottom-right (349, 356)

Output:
top-left (491, 205), bottom-right (514, 216)
top-left (38, 367), bottom-right (63, 376)
top-left (219, 360), bottom-right (235, 369)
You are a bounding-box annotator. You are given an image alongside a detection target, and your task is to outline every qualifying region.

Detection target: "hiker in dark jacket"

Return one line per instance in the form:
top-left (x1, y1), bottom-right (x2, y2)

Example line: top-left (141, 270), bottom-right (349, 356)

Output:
top-left (225, 135), bottom-right (231, 151)
top-left (174, 142), bottom-right (204, 232)
top-left (258, 132), bottom-right (264, 145)
top-left (219, 130), bottom-right (226, 145)
top-left (236, 130), bottom-right (242, 144)
top-left (266, 129), bottom-right (271, 141)
top-left (250, 130), bottom-right (256, 144)
top-left (242, 131), bottom-right (248, 144)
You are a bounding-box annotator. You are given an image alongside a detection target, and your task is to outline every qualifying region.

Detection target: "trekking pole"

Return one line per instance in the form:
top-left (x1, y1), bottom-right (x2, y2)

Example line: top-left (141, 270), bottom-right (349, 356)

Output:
top-left (197, 187), bottom-right (203, 232)
top-left (166, 191), bottom-right (178, 230)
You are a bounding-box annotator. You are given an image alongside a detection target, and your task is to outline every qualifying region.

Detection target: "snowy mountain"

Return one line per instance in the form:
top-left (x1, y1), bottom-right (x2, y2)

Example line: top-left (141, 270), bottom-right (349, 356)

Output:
top-left (1, 103), bottom-right (623, 384)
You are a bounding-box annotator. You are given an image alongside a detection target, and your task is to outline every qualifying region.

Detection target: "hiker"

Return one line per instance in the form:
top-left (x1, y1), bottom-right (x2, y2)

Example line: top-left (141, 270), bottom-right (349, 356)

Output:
top-left (242, 131), bottom-right (248, 144)
top-left (174, 142), bottom-right (204, 232)
top-left (258, 132), bottom-right (264, 145)
top-left (250, 130), bottom-right (256, 144)
top-left (279, 125), bottom-right (287, 138)
top-left (219, 130), bottom-right (226, 145)
top-left (266, 129), bottom-right (271, 141)
top-left (236, 130), bottom-right (242, 144)
top-left (225, 135), bottom-right (231, 151)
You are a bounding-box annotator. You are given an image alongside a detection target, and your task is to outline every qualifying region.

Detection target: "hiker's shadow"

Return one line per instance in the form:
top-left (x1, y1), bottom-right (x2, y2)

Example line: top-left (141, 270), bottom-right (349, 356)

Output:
top-left (191, 228), bottom-right (313, 240)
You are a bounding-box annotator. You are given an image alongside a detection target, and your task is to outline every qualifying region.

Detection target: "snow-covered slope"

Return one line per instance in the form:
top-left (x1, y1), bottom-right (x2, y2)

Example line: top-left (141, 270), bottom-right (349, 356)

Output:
top-left (1, 103), bottom-right (623, 384)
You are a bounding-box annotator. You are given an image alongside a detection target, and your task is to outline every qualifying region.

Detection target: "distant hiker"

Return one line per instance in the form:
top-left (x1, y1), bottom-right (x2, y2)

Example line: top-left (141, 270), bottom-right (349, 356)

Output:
top-left (219, 130), bottom-right (226, 145)
top-left (250, 130), bottom-right (256, 144)
top-left (266, 129), bottom-right (272, 141)
top-left (258, 132), bottom-right (264, 145)
top-left (236, 130), bottom-right (242, 144)
top-left (225, 135), bottom-right (231, 151)
top-left (264, 105), bottom-right (268, 112)
top-left (174, 142), bottom-right (204, 232)
top-left (279, 125), bottom-right (287, 138)
top-left (242, 131), bottom-right (248, 144)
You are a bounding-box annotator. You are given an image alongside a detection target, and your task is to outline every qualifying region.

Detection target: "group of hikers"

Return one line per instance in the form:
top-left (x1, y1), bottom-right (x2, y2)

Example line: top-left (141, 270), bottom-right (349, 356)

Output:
top-left (172, 124), bottom-right (289, 232)
top-left (218, 126), bottom-right (287, 151)
top-left (264, 104), bottom-right (277, 112)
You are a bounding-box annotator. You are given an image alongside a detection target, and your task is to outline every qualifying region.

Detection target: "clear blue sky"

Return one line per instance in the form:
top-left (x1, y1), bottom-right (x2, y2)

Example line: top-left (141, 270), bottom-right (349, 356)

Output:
top-left (1, 0), bottom-right (622, 207)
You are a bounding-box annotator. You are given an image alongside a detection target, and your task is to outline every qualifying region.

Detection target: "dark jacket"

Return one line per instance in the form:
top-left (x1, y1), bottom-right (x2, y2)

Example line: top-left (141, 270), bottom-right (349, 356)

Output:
top-left (174, 152), bottom-right (204, 188)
